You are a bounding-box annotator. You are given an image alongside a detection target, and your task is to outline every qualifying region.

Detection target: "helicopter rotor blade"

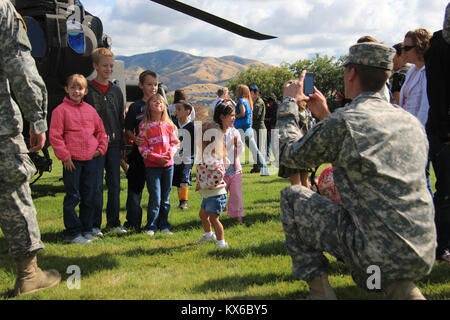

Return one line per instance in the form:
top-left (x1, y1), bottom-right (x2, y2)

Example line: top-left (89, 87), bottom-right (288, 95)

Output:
top-left (149, 0), bottom-right (276, 40)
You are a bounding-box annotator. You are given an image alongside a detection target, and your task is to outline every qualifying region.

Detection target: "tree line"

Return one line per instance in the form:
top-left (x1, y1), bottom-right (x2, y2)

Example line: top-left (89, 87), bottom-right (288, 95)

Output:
top-left (227, 54), bottom-right (347, 111)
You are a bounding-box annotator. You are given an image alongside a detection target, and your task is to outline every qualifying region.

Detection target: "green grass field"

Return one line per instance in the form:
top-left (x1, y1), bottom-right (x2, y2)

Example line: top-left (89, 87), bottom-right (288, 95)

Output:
top-left (0, 148), bottom-right (448, 300)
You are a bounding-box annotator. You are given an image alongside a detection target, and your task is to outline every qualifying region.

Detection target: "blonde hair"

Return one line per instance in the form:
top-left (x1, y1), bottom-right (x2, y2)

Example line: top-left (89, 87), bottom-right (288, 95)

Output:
top-left (92, 47), bottom-right (114, 65)
top-left (66, 74), bottom-right (88, 89)
top-left (235, 84), bottom-right (253, 110)
top-left (143, 93), bottom-right (175, 126)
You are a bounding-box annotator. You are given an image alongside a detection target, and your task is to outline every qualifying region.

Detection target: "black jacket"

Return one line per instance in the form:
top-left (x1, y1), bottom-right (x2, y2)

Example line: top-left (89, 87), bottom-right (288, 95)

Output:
top-left (425, 30), bottom-right (450, 143)
top-left (85, 81), bottom-right (125, 148)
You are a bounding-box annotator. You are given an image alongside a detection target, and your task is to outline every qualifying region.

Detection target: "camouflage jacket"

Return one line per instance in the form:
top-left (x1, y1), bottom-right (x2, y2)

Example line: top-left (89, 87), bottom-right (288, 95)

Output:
top-left (252, 97), bottom-right (266, 129)
top-left (0, 0), bottom-right (47, 153)
top-left (277, 92), bottom-right (436, 269)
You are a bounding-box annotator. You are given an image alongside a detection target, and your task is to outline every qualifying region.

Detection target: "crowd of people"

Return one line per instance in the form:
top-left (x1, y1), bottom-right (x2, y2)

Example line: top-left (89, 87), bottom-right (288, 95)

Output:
top-left (0, 0), bottom-right (449, 299)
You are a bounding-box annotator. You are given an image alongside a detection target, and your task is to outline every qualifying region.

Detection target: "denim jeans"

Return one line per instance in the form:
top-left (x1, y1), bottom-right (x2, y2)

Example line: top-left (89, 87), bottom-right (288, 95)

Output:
top-left (62, 159), bottom-right (97, 239)
top-left (239, 128), bottom-right (268, 169)
top-left (145, 165), bottom-right (174, 231)
top-left (428, 135), bottom-right (450, 256)
top-left (93, 146), bottom-right (121, 229)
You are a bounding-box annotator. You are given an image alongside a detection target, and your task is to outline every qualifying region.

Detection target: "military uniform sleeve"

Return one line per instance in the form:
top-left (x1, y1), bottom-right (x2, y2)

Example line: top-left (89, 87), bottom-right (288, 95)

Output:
top-left (276, 100), bottom-right (344, 169)
top-left (1, 2), bottom-right (48, 134)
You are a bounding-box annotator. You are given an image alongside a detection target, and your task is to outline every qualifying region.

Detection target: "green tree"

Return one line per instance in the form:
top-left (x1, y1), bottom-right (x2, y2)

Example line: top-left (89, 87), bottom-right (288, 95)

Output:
top-left (226, 65), bottom-right (294, 101)
top-left (289, 54), bottom-right (346, 110)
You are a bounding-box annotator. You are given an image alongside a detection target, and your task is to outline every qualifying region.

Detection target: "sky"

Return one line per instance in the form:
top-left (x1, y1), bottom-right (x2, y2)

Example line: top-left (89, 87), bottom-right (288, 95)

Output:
top-left (79, 0), bottom-right (448, 66)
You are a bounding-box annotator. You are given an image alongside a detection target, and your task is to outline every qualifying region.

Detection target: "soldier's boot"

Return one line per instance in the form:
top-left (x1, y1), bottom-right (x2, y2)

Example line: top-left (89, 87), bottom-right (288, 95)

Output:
top-left (384, 280), bottom-right (426, 300)
top-left (306, 274), bottom-right (337, 300)
top-left (14, 255), bottom-right (61, 296)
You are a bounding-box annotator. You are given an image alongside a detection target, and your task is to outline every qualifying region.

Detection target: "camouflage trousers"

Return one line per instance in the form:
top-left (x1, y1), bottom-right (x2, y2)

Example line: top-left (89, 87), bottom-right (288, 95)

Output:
top-left (280, 185), bottom-right (431, 289)
top-left (0, 143), bottom-right (44, 258)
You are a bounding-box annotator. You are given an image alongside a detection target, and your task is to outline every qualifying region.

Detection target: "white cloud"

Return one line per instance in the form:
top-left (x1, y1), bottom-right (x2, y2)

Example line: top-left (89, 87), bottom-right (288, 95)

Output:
top-left (80, 0), bottom-right (447, 65)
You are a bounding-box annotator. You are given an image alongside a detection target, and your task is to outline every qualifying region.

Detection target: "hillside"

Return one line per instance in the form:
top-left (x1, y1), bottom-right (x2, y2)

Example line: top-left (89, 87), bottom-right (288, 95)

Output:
top-left (117, 49), bottom-right (270, 105)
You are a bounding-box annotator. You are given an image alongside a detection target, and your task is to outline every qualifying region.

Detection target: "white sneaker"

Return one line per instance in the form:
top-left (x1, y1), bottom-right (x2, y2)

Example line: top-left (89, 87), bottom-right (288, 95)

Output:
top-left (215, 240), bottom-right (229, 248)
top-left (115, 226), bottom-right (127, 233)
top-left (161, 228), bottom-right (173, 235)
top-left (197, 232), bottom-right (217, 244)
top-left (82, 233), bottom-right (97, 241)
top-left (91, 228), bottom-right (103, 238)
top-left (145, 230), bottom-right (155, 236)
top-left (70, 235), bottom-right (91, 244)
top-left (260, 167), bottom-right (270, 176)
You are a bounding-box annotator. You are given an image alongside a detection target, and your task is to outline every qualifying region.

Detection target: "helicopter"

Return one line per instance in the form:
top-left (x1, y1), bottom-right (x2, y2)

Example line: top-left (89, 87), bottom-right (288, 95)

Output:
top-left (10, 0), bottom-right (276, 184)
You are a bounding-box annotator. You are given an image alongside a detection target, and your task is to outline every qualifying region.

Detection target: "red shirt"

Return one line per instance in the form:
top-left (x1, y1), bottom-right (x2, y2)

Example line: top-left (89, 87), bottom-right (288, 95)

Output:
top-left (50, 97), bottom-right (108, 161)
top-left (91, 79), bottom-right (110, 95)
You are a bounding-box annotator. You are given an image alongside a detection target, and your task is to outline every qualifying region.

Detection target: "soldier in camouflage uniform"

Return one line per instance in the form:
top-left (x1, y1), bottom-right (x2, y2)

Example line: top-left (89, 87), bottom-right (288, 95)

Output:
top-left (0, 0), bottom-right (60, 296)
top-left (249, 85), bottom-right (267, 173)
top-left (277, 42), bottom-right (436, 300)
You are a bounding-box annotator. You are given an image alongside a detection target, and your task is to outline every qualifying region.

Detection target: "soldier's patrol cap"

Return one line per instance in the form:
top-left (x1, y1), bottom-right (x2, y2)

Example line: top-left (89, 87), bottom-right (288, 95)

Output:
top-left (342, 42), bottom-right (396, 70)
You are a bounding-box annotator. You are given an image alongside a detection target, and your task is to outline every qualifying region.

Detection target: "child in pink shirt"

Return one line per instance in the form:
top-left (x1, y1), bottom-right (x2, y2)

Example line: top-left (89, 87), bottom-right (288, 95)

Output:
top-left (213, 102), bottom-right (245, 224)
top-left (138, 93), bottom-right (179, 236)
top-left (49, 74), bottom-right (108, 244)
top-left (196, 122), bottom-right (229, 248)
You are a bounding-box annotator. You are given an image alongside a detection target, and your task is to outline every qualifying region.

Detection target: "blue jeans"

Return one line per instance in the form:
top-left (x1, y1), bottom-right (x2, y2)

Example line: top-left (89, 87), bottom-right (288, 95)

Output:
top-left (240, 128), bottom-right (268, 169)
top-left (145, 166), bottom-right (174, 232)
top-left (93, 146), bottom-right (121, 229)
top-left (62, 159), bottom-right (97, 239)
top-left (428, 135), bottom-right (450, 256)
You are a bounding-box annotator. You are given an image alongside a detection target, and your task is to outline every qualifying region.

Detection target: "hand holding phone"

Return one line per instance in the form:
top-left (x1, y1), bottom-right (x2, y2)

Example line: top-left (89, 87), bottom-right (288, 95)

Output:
top-left (304, 72), bottom-right (314, 95)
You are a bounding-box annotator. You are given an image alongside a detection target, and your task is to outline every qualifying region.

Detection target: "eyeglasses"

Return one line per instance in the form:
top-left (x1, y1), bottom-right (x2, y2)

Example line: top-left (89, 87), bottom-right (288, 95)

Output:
top-left (402, 45), bottom-right (416, 52)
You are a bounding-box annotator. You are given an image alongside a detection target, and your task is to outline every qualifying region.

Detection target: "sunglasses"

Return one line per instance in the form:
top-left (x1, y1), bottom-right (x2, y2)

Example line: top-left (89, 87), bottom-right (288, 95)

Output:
top-left (402, 45), bottom-right (416, 52)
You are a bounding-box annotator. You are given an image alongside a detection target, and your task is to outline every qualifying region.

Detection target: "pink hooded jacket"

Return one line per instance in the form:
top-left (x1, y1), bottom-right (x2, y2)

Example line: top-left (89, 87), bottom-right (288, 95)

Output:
top-left (138, 120), bottom-right (179, 167)
top-left (50, 97), bottom-right (108, 161)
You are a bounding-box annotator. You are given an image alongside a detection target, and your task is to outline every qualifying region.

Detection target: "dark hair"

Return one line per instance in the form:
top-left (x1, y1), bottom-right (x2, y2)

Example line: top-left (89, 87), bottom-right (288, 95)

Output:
top-left (139, 70), bottom-right (158, 84)
top-left (174, 89), bottom-right (187, 103)
top-left (347, 63), bottom-right (390, 92)
top-left (176, 100), bottom-right (193, 113)
top-left (213, 102), bottom-right (235, 129)
top-left (393, 43), bottom-right (403, 56)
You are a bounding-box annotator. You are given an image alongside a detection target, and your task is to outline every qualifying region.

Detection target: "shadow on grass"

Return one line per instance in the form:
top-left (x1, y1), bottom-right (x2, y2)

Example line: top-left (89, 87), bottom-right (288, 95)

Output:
top-left (222, 211), bottom-right (280, 229)
top-left (208, 240), bottom-right (288, 258)
top-left (122, 243), bottom-right (197, 258)
top-left (30, 183), bottom-right (65, 199)
top-left (191, 271), bottom-right (384, 300)
top-left (0, 252), bottom-right (120, 298)
top-left (192, 272), bottom-right (295, 297)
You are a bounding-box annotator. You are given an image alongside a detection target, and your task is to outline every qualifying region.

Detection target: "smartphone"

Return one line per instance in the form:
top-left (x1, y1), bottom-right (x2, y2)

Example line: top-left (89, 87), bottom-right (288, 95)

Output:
top-left (304, 72), bottom-right (314, 95)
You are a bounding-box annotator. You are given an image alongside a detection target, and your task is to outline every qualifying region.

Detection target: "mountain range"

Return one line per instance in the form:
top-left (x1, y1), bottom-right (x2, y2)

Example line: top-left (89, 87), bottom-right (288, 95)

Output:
top-left (116, 49), bottom-right (269, 104)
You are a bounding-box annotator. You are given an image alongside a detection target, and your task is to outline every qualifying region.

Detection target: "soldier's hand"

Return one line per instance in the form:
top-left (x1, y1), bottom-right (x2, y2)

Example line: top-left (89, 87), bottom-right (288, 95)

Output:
top-left (29, 130), bottom-right (46, 153)
top-left (283, 70), bottom-right (310, 104)
top-left (308, 88), bottom-right (331, 121)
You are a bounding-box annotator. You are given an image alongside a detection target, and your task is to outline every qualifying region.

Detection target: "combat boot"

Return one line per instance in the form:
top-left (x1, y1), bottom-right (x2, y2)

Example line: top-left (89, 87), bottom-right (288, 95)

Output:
top-left (14, 255), bottom-right (61, 296)
top-left (306, 274), bottom-right (337, 300)
top-left (384, 280), bottom-right (426, 300)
